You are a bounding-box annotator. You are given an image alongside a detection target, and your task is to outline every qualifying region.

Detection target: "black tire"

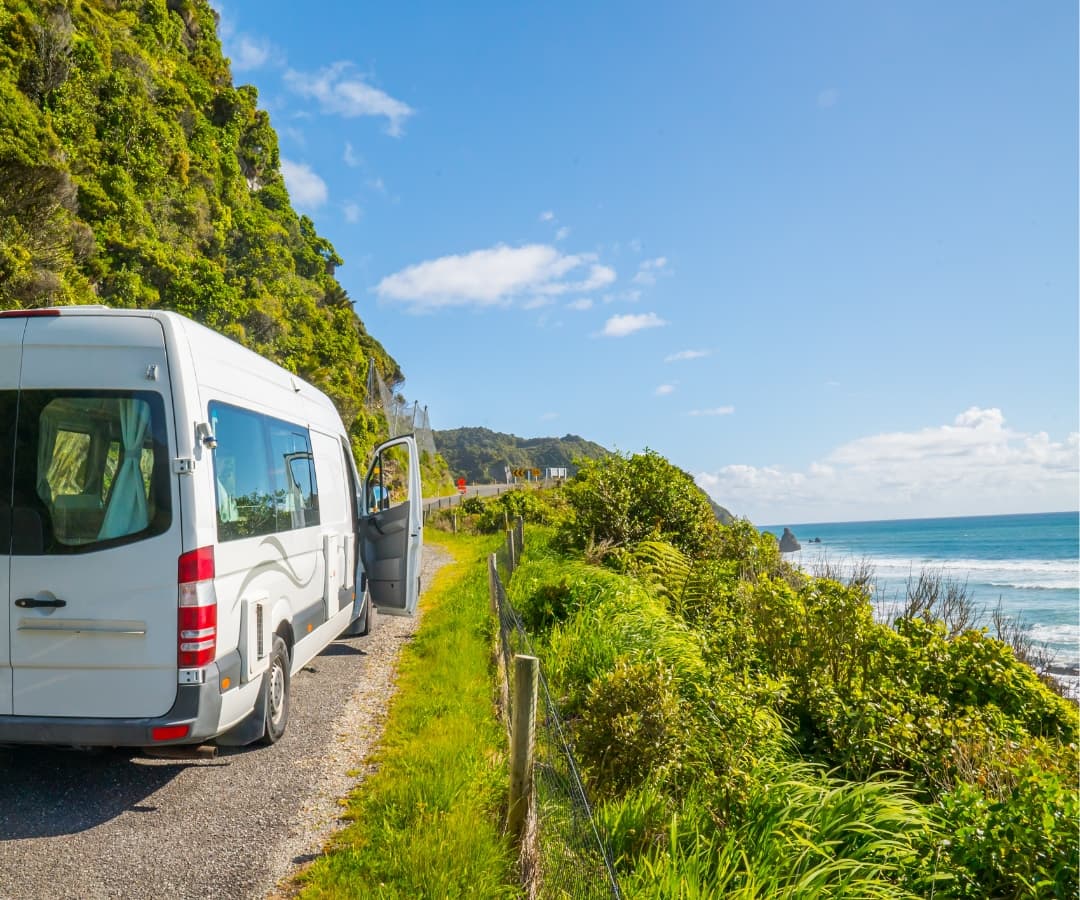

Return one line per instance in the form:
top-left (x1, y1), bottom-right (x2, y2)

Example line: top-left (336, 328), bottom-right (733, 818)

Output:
top-left (258, 636), bottom-right (290, 745)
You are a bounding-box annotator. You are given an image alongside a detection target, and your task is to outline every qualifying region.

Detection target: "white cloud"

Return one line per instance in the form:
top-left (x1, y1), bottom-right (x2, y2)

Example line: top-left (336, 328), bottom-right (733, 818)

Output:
top-left (343, 142), bottom-right (361, 167)
top-left (540, 411), bottom-right (559, 421)
top-left (539, 210), bottom-right (555, 222)
top-left (696, 407), bottom-right (1080, 523)
top-left (522, 296), bottom-right (554, 310)
top-left (284, 63), bottom-right (414, 136)
top-left (367, 177), bottom-right (386, 192)
top-left (280, 158), bottom-right (327, 210)
top-left (555, 226), bottom-right (570, 241)
top-left (280, 125), bottom-right (307, 147)
top-left (231, 35), bottom-right (274, 71)
top-left (374, 244), bottom-right (616, 311)
top-left (343, 202), bottom-right (362, 223)
top-left (632, 256), bottom-right (670, 286)
top-left (566, 298), bottom-right (593, 311)
top-left (602, 289), bottom-right (642, 305)
top-left (665, 349), bottom-right (710, 363)
top-left (689, 406), bottom-right (735, 416)
top-left (654, 384), bottom-right (676, 396)
top-left (818, 88), bottom-right (840, 109)
top-left (599, 312), bottom-right (668, 338)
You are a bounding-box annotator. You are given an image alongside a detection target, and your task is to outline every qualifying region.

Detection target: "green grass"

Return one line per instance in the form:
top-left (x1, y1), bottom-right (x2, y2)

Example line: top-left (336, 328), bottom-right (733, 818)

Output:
top-left (295, 530), bottom-right (520, 899)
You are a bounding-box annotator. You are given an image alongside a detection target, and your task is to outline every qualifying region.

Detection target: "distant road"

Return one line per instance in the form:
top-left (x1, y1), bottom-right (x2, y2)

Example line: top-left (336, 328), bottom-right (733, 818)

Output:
top-left (422, 483), bottom-right (511, 512)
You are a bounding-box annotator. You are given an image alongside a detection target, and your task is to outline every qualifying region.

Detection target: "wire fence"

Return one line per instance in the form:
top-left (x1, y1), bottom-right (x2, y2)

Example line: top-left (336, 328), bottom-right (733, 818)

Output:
top-left (490, 524), bottom-right (623, 900)
top-left (366, 358), bottom-right (436, 457)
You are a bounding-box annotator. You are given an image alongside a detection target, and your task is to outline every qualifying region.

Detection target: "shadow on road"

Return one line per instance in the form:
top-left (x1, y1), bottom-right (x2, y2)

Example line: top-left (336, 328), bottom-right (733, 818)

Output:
top-left (0, 746), bottom-right (217, 839)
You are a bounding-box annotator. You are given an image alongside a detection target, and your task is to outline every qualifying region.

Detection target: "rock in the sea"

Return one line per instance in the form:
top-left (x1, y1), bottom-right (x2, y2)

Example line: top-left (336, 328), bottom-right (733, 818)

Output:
top-left (779, 527), bottom-right (801, 553)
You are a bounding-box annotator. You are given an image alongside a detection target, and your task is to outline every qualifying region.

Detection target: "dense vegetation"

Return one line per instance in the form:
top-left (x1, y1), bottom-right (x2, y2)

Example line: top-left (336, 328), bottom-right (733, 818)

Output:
top-left (434, 426), bottom-right (608, 483)
top-left (0, 0), bottom-right (403, 464)
top-left (455, 451), bottom-right (1078, 898)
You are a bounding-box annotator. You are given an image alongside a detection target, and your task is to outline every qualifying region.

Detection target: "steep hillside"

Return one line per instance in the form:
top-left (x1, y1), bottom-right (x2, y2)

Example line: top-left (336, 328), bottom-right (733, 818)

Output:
top-left (435, 427), bottom-right (608, 483)
top-left (0, 0), bottom-right (396, 460)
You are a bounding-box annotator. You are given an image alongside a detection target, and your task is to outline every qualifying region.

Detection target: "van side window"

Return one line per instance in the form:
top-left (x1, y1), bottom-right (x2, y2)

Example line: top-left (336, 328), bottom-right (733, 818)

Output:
top-left (9, 391), bottom-right (172, 554)
top-left (210, 402), bottom-right (320, 542)
top-left (269, 422), bottom-right (320, 531)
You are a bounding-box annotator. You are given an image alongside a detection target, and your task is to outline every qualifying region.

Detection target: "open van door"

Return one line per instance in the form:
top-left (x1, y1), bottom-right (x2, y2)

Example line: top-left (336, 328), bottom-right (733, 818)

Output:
top-left (360, 435), bottom-right (423, 615)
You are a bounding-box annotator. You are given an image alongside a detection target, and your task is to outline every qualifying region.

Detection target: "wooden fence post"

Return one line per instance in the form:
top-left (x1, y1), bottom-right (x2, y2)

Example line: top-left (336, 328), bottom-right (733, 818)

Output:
top-left (507, 654), bottom-right (539, 843)
top-left (515, 515), bottom-right (525, 554)
top-left (506, 528), bottom-right (516, 573)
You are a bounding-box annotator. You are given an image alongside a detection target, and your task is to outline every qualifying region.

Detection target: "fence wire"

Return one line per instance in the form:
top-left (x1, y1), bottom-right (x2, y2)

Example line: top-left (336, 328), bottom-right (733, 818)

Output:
top-left (492, 531), bottom-right (623, 900)
top-left (366, 359), bottom-right (437, 457)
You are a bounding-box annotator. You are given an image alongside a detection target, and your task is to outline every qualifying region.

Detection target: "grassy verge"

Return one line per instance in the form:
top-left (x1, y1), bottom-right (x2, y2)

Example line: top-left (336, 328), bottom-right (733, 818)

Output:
top-left (295, 530), bottom-right (520, 899)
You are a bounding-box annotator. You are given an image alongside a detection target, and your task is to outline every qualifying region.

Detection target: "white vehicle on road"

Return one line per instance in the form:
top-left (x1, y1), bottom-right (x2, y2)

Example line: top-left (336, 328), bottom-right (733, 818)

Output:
top-left (0, 306), bottom-right (422, 747)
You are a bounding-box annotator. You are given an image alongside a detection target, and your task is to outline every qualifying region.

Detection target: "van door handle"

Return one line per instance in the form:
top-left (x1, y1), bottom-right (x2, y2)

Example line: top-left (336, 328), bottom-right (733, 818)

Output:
top-left (15, 597), bottom-right (66, 609)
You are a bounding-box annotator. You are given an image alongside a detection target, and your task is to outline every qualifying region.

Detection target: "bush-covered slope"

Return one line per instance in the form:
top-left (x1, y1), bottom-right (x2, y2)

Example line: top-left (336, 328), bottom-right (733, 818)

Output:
top-left (434, 426), bottom-right (609, 483)
top-left (0, 0), bottom-right (397, 461)
top-left (449, 451), bottom-right (1079, 898)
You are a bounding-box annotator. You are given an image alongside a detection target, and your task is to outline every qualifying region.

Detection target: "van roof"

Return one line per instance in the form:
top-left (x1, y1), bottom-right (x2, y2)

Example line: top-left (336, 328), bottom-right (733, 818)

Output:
top-left (2, 306), bottom-right (342, 426)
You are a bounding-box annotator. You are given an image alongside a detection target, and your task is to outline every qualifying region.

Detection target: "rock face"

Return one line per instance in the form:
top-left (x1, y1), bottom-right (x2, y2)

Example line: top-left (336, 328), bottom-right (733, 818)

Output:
top-left (779, 527), bottom-right (801, 553)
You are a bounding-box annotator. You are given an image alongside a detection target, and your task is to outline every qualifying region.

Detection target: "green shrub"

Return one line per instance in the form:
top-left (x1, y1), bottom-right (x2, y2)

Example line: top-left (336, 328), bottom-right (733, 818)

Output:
top-left (459, 495), bottom-right (484, 515)
top-left (576, 657), bottom-right (689, 796)
top-left (714, 517), bottom-right (785, 577)
top-left (935, 746), bottom-right (1079, 898)
top-left (470, 488), bottom-right (559, 533)
top-left (559, 450), bottom-right (720, 558)
top-left (542, 575), bottom-right (707, 718)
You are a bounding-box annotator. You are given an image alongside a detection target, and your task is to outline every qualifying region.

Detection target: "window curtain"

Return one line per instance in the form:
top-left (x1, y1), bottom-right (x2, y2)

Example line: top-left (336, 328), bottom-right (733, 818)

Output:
top-left (98, 399), bottom-right (151, 540)
top-left (35, 415), bottom-right (59, 506)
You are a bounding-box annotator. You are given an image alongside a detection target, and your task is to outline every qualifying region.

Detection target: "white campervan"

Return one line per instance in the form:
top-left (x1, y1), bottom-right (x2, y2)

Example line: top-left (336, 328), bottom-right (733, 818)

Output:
top-left (0, 306), bottom-right (422, 748)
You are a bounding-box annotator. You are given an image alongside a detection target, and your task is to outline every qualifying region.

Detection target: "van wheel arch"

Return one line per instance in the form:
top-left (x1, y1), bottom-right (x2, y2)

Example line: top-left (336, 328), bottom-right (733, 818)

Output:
top-left (257, 635), bottom-right (290, 745)
top-left (276, 621), bottom-right (295, 663)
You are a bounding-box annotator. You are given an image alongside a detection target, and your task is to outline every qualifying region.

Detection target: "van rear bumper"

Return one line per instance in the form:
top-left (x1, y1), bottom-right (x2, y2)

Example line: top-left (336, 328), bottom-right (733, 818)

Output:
top-left (0, 657), bottom-right (234, 748)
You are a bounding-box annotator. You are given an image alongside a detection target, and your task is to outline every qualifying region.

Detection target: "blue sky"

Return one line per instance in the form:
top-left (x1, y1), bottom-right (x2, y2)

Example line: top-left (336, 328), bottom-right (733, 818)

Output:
top-left (214, 1), bottom-right (1078, 523)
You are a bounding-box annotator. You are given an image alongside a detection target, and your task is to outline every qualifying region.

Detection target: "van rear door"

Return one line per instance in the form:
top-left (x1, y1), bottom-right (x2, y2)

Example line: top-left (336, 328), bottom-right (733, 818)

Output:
top-left (0, 317), bottom-right (25, 716)
top-left (7, 315), bottom-right (181, 718)
top-left (361, 435), bottom-right (423, 615)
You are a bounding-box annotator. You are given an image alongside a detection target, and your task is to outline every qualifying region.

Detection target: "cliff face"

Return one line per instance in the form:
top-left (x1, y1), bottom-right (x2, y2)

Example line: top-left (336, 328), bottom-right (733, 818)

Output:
top-left (0, 0), bottom-right (396, 458)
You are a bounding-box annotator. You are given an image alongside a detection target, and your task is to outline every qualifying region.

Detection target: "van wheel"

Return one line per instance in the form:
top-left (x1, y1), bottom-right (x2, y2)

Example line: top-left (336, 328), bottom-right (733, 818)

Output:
top-left (259, 636), bottom-right (290, 745)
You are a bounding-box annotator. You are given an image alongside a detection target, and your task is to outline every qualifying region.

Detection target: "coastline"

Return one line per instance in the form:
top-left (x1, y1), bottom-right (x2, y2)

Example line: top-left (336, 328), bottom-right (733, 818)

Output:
top-left (1047, 665), bottom-right (1080, 702)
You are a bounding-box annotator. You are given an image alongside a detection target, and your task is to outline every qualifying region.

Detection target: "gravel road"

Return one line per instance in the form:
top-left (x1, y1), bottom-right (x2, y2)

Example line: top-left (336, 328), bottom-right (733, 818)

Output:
top-left (0, 544), bottom-right (450, 900)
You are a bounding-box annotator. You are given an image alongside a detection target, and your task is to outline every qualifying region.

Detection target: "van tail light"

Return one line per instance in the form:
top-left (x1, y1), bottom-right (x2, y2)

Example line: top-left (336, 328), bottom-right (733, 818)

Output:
top-left (152, 724), bottom-right (191, 742)
top-left (178, 546), bottom-right (217, 668)
top-left (0, 308), bottom-right (61, 317)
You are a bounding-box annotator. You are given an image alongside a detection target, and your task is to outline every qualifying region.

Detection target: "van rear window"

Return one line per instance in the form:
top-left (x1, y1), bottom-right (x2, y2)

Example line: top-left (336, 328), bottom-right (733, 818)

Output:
top-left (1, 390), bottom-right (172, 555)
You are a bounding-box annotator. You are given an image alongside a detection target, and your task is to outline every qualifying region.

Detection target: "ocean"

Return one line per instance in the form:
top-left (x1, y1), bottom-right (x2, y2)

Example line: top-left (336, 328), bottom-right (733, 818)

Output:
top-left (762, 511), bottom-right (1079, 671)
